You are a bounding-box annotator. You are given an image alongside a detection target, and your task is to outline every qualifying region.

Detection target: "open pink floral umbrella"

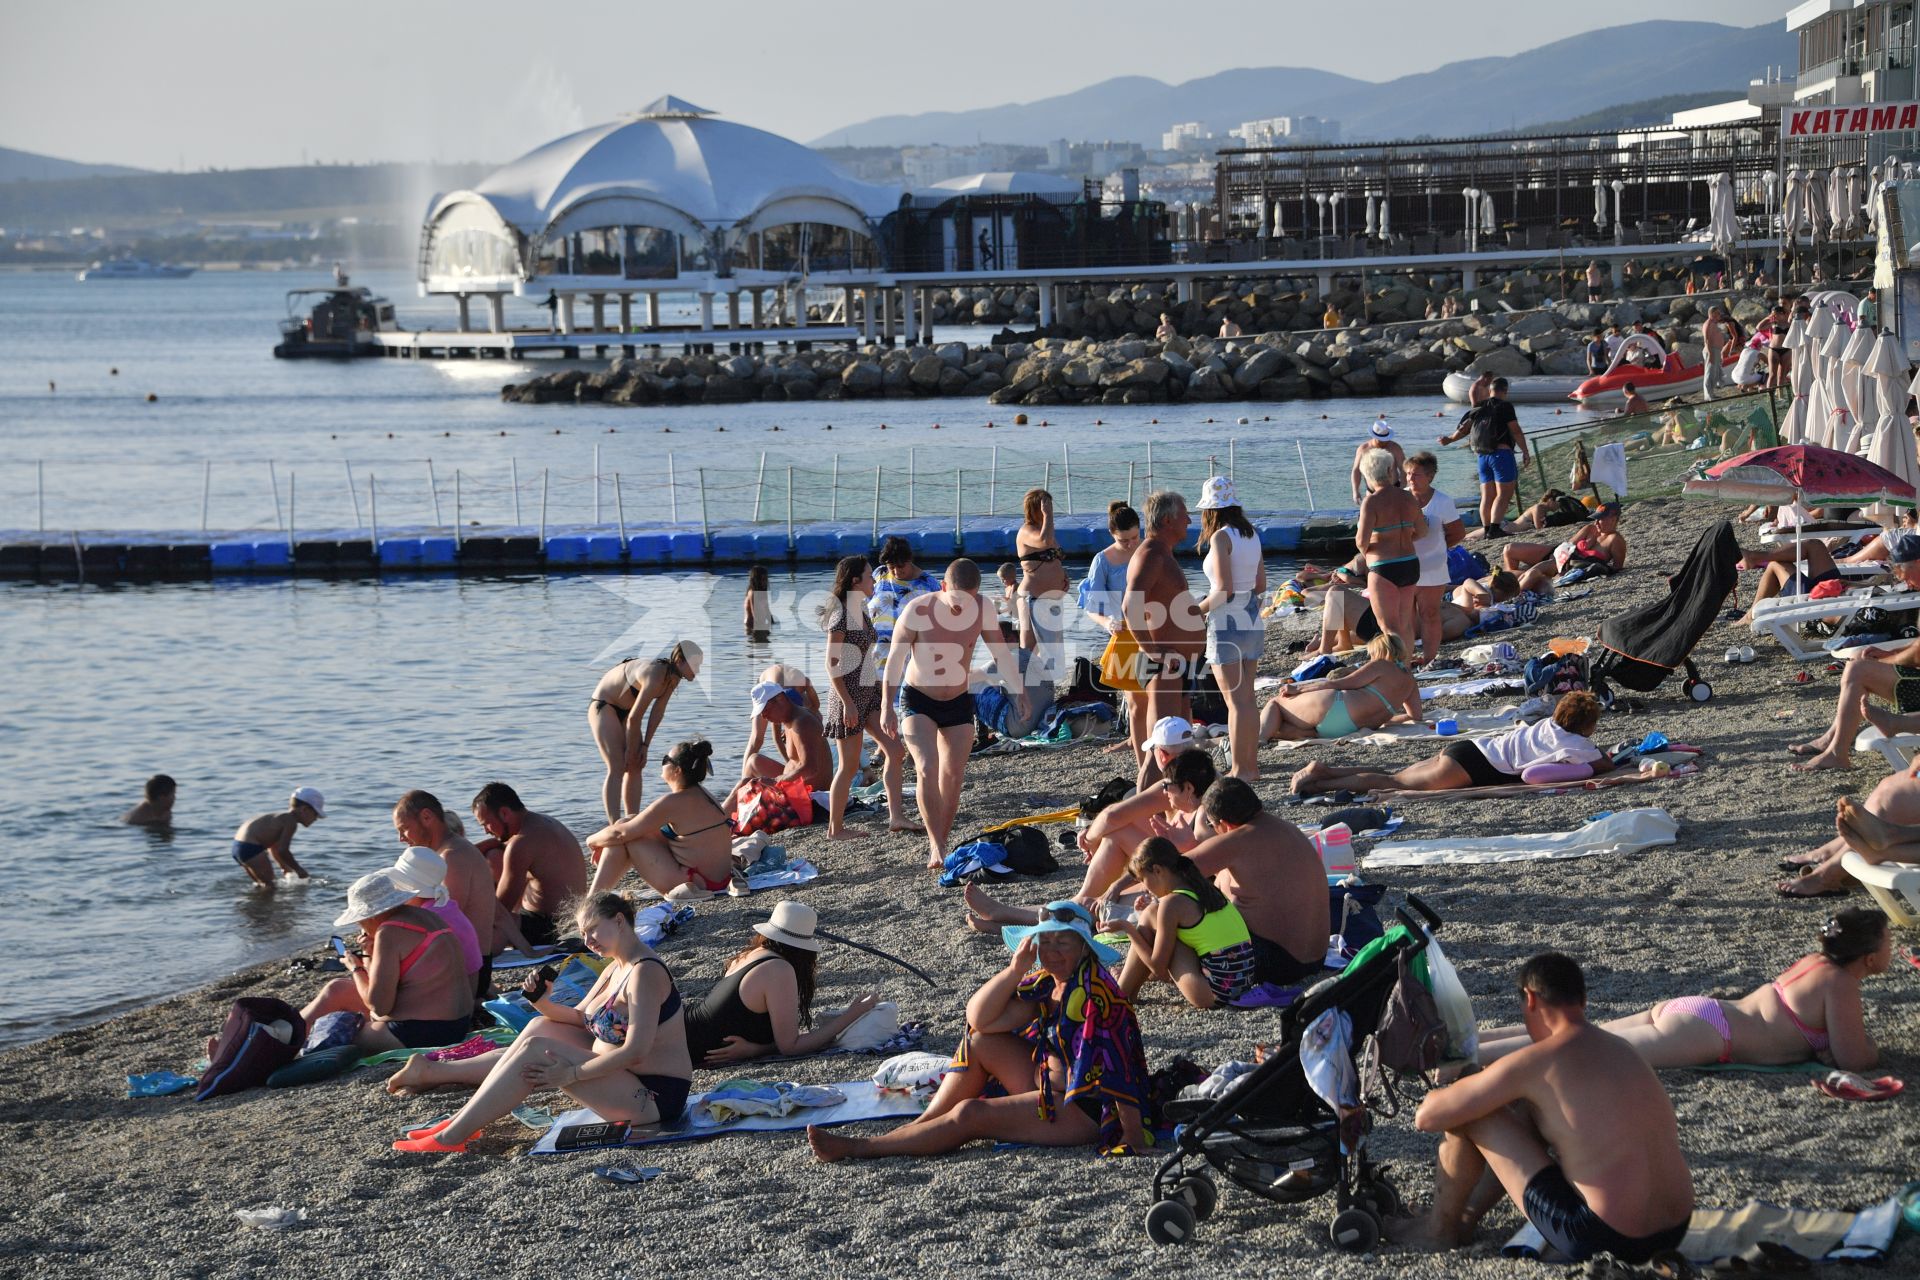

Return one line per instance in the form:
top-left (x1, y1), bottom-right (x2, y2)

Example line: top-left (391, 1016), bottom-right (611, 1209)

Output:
top-left (1685, 443), bottom-right (1916, 507)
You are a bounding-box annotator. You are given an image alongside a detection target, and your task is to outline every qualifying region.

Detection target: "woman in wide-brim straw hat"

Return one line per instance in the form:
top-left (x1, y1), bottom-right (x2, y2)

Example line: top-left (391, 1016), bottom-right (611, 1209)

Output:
top-left (299, 870), bottom-right (474, 1054)
top-left (681, 901), bottom-right (884, 1066)
top-left (806, 901), bottom-right (1150, 1163)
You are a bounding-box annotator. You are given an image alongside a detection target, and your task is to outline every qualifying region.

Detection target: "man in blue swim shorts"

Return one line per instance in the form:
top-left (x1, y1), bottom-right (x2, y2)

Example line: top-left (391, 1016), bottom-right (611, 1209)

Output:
top-left (1400, 953), bottom-right (1693, 1263)
top-left (1440, 377), bottom-right (1529, 539)
top-left (230, 787), bottom-right (325, 889)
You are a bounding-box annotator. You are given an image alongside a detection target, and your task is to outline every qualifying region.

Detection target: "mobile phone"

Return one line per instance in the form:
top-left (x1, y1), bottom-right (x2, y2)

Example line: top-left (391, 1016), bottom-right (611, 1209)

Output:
top-left (553, 1121), bottom-right (630, 1151)
top-left (330, 936), bottom-right (348, 958)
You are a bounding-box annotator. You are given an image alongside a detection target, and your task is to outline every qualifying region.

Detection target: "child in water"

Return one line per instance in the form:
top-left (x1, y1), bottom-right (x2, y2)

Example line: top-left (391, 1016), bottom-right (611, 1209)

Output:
top-left (743, 565), bottom-right (774, 640)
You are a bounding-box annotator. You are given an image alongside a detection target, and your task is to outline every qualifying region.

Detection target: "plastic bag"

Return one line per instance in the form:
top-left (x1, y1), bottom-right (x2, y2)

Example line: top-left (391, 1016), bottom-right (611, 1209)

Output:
top-left (1423, 934), bottom-right (1478, 1062)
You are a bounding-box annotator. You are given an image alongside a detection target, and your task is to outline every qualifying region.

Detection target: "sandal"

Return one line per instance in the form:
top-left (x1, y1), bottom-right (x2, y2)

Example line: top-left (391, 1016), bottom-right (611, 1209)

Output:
top-left (1812, 1070), bottom-right (1904, 1102)
top-left (1787, 671), bottom-right (1814, 685)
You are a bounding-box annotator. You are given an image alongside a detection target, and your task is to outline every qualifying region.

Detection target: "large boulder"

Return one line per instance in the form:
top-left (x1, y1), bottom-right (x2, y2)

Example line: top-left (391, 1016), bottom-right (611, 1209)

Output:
top-left (702, 374), bottom-right (751, 403)
top-left (937, 365), bottom-right (971, 394)
top-left (723, 354), bottom-right (757, 381)
top-left (936, 342), bottom-right (969, 368)
top-left (908, 355), bottom-right (946, 390)
top-left (841, 362), bottom-right (883, 394)
top-left (1507, 311), bottom-right (1559, 339)
top-left (1517, 333), bottom-right (1563, 354)
top-left (1376, 346), bottom-right (1444, 380)
top-left (1060, 358), bottom-right (1104, 389)
top-left (1185, 365), bottom-right (1229, 400)
top-left (1233, 346), bottom-right (1288, 390)
top-left (1102, 358), bottom-right (1170, 389)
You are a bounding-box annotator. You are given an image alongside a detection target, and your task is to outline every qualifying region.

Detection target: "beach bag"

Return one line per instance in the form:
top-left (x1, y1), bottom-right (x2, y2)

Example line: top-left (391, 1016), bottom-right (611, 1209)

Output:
top-left (1446, 544), bottom-right (1489, 586)
top-left (1569, 441), bottom-right (1592, 492)
top-left (833, 1001), bottom-right (902, 1051)
top-left (997, 825), bottom-right (1059, 877)
top-left (1065, 656), bottom-right (1119, 708)
top-left (732, 777), bottom-right (813, 835)
top-left (1362, 951), bottom-right (1447, 1094)
top-left (1078, 776), bottom-right (1133, 821)
top-left (1098, 627), bottom-right (1149, 693)
top-left (1463, 403), bottom-right (1505, 454)
top-left (196, 997), bottom-right (305, 1101)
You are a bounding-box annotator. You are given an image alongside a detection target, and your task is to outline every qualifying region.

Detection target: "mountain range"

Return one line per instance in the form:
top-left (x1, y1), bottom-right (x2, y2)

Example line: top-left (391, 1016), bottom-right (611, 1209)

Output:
top-left (812, 20), bottom-right (1793, 147)
top-left (0, 145), bottom-right (147, 183)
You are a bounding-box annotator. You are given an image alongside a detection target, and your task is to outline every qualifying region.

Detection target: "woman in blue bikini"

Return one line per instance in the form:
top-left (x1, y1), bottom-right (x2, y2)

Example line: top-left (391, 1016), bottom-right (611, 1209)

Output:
top-left (1355, 448), bottom-right (1427, 656)
top-left (1260, 633), bottom-right (1423, 742)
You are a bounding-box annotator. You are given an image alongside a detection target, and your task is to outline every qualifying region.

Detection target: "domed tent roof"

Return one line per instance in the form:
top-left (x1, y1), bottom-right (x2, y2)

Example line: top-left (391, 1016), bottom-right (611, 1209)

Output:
top-left (925, 172), bottom-right (1084, 200)
top-left (431, 102), bottom-right (901, 245)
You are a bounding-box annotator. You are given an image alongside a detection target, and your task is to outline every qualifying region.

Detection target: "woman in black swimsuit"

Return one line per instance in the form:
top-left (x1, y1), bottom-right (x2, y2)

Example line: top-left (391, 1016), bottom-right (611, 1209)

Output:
top-left (584, 740), bottom-right (735, 899)
top-left (589, 641), bottom-right (701, 825)
top-left (391, 892), bottom-right (692, 1152)
top-left (1015, 488), bottom-right (1068, 679)
top-left (819, 556), bottom-right (914, 840)
top-left (684, 902), bottom-right (881, 1065)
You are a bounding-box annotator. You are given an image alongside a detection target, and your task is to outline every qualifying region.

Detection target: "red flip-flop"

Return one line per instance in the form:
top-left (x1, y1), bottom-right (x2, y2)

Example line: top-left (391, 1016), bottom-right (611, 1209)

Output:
top-left (1813, 1071), bottom-right (1903, 1102)
top-left (1787, 671), bottom-right (1814, 685)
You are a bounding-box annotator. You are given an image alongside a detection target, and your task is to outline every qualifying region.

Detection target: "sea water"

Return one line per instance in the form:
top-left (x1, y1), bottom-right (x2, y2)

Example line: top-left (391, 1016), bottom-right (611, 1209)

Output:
top-left (0, 267), bottom-right (1580, 1048)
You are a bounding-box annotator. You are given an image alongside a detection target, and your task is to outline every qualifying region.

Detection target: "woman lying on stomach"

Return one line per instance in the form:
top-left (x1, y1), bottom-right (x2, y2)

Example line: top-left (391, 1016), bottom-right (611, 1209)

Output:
top-left (1476, 909), bottom-right (1889, 1072)
top-left (683, 902), bottom-right (882, 1066)
top-left (300, 871), bottom-right (474, 1052)
top-left (807, 903), bottom-right (1150, 1161)
top-left (388, 891), bottom-right (691, 1152)
top-left (1290, 690), bottom-right (1607, 797)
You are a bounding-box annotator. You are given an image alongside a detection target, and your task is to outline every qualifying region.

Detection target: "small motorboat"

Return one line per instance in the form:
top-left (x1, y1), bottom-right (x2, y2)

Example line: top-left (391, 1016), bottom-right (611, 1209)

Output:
top-left (77, 257), bottom-right (193, 281)
top-left (1571, 332), bottom-right (1737, 405)
top-left (273, 273), bottom-right (394, 359)
top-left (1441, 371), bottom-right (1587, 404)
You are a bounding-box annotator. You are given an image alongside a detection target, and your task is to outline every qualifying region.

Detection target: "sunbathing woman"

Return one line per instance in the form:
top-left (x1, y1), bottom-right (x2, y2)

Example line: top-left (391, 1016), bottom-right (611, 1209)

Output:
top-left (965, 749), bottom-right (1219, 928)
top-left (1734, 538), bottom-right (1843, 623)
top-left (301, 871), bottom-right (475, 1052)
top-left (682, 901), bottom-right (882, 1065)
top-left (808, 906), bottom-right (1150, 1161)
top-left (1782, 768), bottom-right (1920, 896)
top-left (1475, 909), bottom-right (1889, 1072)
top-left (1112, 837), bottom-right (1257, 1009)
top-left (590, 640), bottom-right (702, 825)
top-left (584, 740), bottom-right (733, 899)
top-left (1291, 690), bottom-right (1607, 797)
top-left (389, 892), bottom-right (693, 1151)
top-left (1504, 503), bottom-right (1626, 594)
top-left (1259, 633), bottom-right (1423, 742)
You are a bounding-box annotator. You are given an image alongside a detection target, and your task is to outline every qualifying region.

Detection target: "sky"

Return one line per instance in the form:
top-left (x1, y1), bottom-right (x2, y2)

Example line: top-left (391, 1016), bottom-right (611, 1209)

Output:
top-left (4, 0), bottom-right (1776, 171)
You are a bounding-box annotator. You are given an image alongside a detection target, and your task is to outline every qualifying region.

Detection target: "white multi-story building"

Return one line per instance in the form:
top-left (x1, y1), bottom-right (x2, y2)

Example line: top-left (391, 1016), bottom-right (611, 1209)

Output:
top-left (1785, 0), bottom-right (1916, 105)
top-left (901, 144), bottom-right (1019, 187)
top-left (1160, 122), bottom-right (1215, 153)
top-left (1229, 115), bottom-right (1340, 148)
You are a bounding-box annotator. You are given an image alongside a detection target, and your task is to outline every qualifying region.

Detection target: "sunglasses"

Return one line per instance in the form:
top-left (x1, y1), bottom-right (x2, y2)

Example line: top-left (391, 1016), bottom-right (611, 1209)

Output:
top-left (1040, 906), bottom-right (1091, 926)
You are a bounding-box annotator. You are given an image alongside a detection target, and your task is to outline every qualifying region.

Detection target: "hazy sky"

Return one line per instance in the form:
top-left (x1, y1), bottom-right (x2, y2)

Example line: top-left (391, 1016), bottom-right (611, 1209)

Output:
top-left (5, 0), bottom-right (1776, 170)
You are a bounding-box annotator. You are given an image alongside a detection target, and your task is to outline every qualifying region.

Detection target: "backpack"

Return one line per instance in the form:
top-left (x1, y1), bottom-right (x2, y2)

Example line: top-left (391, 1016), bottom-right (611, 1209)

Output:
top-left (196, 997), bottom-right (306, 1101)
top-left (1078, 776), bottom-right (1133, 821)
top-left (1523, 652), bottom-right (1588, 697)
top-left (1446, 544), bottom-right (1490, 586)
top-left (1361, 950), bottom-right (1447, 1098)
top-left (1463, 402), bottom-right (1507, 454)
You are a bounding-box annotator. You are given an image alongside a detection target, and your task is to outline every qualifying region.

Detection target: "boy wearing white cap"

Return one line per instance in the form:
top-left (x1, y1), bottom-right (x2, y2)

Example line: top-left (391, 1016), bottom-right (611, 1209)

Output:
top-left (229, 787), bottom-right (323, 889)
top-left (1350, 419), bottom-right (1405, 503)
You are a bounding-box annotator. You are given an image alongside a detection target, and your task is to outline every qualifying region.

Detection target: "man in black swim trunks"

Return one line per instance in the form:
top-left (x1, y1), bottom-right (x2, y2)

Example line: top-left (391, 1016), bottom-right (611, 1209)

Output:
top-left (1184, 780), bottom-right (1325, 985)
top-left (880, 558), bottom-right (1028, 872)
top-left (1404, 953), bottom-right (1693, 1264)
top-left (472, 782), bottom-right (587, 951)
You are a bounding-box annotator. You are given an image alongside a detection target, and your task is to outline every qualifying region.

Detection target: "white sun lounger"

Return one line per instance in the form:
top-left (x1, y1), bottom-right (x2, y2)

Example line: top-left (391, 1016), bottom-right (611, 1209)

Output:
top-left (1841, 850), bottom-right (1920, 928)
top-left (1853, 724), bottom-right (1920, 774)
top-left (1750, 586), bottom-right (1920, 661)
top-left (1758, 522), bottom-right (1881, 548)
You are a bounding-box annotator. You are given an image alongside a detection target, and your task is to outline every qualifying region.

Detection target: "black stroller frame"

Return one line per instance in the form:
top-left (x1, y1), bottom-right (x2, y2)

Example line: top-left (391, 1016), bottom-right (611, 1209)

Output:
top-left (1588, 517), bottom-right (1741, 709)
top-left (1144, 896), bottom-right (1443, 1252)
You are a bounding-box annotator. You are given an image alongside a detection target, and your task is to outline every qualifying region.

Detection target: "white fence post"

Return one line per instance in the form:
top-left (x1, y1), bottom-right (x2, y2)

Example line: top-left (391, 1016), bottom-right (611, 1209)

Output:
top-left (268, 461), bottom-right (284, 530)
top-left (368, 472), bottom-right (379, 549)
top-left (614, 472), bottom-right (627, 551)
top-left (200, 460), bottom-right (211, 531)
top-left (426, 459), bottom-right (442, 527)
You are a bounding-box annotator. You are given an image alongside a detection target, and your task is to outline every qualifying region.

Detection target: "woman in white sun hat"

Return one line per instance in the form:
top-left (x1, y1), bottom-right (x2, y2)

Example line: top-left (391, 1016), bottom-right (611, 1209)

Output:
top-left (1194, 475), bottom-right (1266, 780)
top-left (300, 870), bottom-right (474, 1052)
top-left (681, 901), bottom-right (883, 1066)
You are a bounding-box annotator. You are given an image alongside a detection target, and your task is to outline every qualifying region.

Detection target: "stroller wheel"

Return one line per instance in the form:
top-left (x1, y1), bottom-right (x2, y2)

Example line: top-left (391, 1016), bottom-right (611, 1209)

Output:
top-left (1330, 1207), bottom-right (1381, 1253)
top-left (1685, 678), bottom-right (1713, 703)
top-left (1145, 1197), bottom-right (1198, 1246)
top-left (1173, 1173), bottom-right (1218, 1221)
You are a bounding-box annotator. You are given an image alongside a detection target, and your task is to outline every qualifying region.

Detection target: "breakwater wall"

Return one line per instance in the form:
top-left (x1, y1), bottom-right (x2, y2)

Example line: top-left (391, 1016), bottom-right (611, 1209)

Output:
top-left (503, 288), bottom-right (1791, 410)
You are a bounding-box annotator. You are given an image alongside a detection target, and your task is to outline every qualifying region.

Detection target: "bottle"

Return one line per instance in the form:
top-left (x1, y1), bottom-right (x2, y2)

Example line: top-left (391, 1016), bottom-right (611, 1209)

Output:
top-left (1312, 823), bottom-right (1355, 878)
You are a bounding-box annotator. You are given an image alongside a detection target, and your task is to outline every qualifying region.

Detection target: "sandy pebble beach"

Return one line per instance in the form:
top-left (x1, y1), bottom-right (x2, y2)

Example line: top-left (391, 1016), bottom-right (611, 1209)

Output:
top-left (6, 495), bottom-right (1920, 1279)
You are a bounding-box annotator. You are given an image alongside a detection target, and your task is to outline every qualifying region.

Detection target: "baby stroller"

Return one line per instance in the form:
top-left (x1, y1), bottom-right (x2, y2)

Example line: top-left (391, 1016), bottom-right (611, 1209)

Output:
top-left (1143, 897), bottom-right (1443, 1252)
top-left (1589, 517), bottom-right (1739, 707)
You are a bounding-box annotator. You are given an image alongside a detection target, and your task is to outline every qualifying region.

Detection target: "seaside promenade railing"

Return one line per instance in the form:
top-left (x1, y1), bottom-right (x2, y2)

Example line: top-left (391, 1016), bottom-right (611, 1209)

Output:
top-left (7, 436), bottom-right (1418, 547)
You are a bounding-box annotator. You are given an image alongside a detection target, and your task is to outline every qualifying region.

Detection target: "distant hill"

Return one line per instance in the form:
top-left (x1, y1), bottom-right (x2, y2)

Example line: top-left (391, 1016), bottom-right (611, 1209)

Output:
top-left (0, 145), bottom-right (147, 183)
top-left (0, 162), bottom-right (493, 227)
top-left (1513, 92), bottom-right (1749, 136)
top-left (815, 20), bottom-right (1790, 146)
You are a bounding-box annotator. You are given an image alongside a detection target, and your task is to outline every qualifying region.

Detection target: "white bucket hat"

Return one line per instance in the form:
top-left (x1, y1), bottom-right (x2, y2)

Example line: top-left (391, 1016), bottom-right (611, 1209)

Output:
top-left (753, 901), bottom-right (822, 952)
top-left (388, 846), bottom-right (450, 907)
top-left (291, 786), bottom-right (326, 818)
top-left (333, 871), bottom-right (416, 928)
top-left (1196, 475), bottom-right (1238, 511)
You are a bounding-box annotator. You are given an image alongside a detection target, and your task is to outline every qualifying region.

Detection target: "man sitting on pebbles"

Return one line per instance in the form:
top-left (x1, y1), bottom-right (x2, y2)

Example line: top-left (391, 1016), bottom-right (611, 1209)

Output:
top-left (1402, 952), bottom-right (1693, 1265)
top-left (1185, 779), bottom-right (1326, 986)
top-left (471, 782), bottom-right (586, 951)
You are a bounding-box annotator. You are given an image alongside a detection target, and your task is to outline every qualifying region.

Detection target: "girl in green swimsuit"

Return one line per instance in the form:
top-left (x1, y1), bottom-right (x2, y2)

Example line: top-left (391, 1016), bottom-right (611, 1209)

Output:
top-left (1259, 634), bottom-right (1424, 742)
top-left (1113, 837), bottom-right (1258, 1009)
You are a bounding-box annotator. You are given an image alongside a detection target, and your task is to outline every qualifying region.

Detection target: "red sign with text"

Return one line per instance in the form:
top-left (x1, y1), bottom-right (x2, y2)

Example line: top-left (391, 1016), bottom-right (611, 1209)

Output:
top-left (1786, 103), bottom-right (1920, 136)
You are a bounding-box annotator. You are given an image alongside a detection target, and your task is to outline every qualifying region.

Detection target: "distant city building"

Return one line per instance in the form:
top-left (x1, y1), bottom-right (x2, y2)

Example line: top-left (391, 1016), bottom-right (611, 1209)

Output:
top-left (901, 144), bottom-right (1020, 187)
top-left (1229, 116), bottom-right (1341, 148)
top-left (1785, 0), bottom-right (1916, 105)
top-left (1161, 122), bottom-right (1216, 153)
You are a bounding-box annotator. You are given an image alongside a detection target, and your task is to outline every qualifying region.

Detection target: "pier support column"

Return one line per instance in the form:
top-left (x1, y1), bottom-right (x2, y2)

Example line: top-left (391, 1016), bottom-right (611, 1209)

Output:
top-left (558, 294), bottom-right (576, 335)
top-left (619, 294), bottom-right (632, 333)
top-left (646, 292), bottom-right (661, 328)
top-left (486, 294), bottom-right (505, 333)
top-left (456, 294), bottom-right (471, 333)
top-left (901, 287), bottom-right (917, 347)
top-left (1462, 266), bottom-right (1479, 293)
top-left (791, 281), bottom-right (807, 326)
top-left (1610, 260), bottom-right (1625, 292)
top-left (726, 291), bottom-right (742, 330)
top-left (751, 289), bottom-right (764, 327)
top-left (861, 289), bottom-right (877, 342)
top-left (590, 293), bottom-right (606, 333)
top-left (1316, 269), bottom-right (1333, 299)
top-left (880, 288), bottom-right (895, 346)
top-left (1039, 284), bottom-right (1054, 329)
top-left (1176, 278), bottom-right (1193, 304)
top-left (699, 293), bottom-right (716, 331)
top-left (921, 288), bottom-right (935, 344)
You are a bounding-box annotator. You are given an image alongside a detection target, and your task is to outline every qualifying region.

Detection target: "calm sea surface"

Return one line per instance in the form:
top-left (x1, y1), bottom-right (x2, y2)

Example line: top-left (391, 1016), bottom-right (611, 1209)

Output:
top-left (0, 267), bottom-right (1601, 1048)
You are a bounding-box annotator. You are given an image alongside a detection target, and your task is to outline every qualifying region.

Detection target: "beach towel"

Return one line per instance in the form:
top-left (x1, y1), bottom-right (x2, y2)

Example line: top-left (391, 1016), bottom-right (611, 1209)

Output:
top-left (356, 1026), bottom-right (517, 1067)
top-left (1266, 707), bottom-right (1521, 754)
top-left (635, 856), bottom-right (819, 900)
top-left (1417, 676), bottom-right (1526, 699)
top-left (1362, 808), bottom-right (1678, 868)
top-left (127, 1070), bottom-right (199, 1098)
top-left (1502, 1194), bottom-right (1900, 1266)
top-left (529, 1082), bottom-right (924, 1155)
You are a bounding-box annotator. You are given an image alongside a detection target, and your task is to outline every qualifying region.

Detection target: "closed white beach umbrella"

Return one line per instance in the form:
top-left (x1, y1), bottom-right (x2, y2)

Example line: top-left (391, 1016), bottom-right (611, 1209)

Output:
top-left (1365, 194), bottom-right (1377, 238)
top-left (1867, 335), bottom-right (1920, 520)
top-left (1841, 321), bottom-right (1877, 451)
top-left (1612, 180), bottom-right (1627, 244)
top-left (1804, 305), bottom-right (1838, 447)
top-left (1708, 172), bottom-right (1740, 256)
top-left (1782, 169), bottom-right (1806, 251)
top-left (1480, 191), bottom-right (1497, 235)
top-left (1593, 178), bottom-right (1608, 230)
top-left (1826, 167), bottom-right (1849, 237)
top-left (1823, 318), bottom-right (1860, 450)
top-left (1781, 315), bottom-right (1812, 443)
top-left (1378, 192), bottom-right (1390, 240)
top-left (1806, 364), bottom-right (1837, 449)
top-left (1809, 172), bottom-right (1832, 243)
